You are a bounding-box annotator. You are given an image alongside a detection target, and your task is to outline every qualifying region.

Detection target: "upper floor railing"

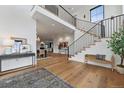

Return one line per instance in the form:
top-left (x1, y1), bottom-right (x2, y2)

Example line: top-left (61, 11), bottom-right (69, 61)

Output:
top-left (38, 5), bottom-right (76, 26)
top-left (32, 5), bottom-right (96, 28)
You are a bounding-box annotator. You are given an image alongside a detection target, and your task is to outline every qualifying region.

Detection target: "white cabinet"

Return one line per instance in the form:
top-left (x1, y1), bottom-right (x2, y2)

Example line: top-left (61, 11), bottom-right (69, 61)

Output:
top-left (0, 53), bottom-right (35, 72)
top-left (1, 57), bottom-right (33, 71)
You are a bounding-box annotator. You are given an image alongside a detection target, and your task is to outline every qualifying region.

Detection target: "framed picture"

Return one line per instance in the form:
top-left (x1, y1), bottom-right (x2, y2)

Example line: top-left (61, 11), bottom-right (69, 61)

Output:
top-left (20, 44), bottom-right (31, 53)
top-left (11, 37), bottom-right (27, 44)
top-left (58, 42), bottom-right (68, 49)
top-left (11, 37), bottom-right (27, 53)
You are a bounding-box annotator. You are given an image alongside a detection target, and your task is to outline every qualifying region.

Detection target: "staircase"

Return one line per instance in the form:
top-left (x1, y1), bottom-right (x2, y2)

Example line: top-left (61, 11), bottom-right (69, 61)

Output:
top-left (68, 14), bottom-right (124, 67)
top-left (31, 6), bottom-right (124, 62)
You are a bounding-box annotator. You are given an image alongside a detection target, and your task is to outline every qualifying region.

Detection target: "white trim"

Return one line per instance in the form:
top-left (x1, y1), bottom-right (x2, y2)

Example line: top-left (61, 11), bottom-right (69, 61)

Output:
top-left (31, 6), bottom-right (77, 31)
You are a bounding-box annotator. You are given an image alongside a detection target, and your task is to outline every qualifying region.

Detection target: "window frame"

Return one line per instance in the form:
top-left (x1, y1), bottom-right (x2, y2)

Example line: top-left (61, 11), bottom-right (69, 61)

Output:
top-left (90, 5), bottom-right (104, 22)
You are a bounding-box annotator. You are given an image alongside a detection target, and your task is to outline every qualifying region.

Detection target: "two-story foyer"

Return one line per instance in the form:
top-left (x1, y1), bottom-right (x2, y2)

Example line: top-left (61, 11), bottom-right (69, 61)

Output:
top-left (0, 5), bottom-right (124, 88)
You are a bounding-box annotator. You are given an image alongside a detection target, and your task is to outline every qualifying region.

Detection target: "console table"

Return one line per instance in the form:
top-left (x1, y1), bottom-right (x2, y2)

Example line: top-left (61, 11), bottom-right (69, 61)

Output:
top-left (0, 53), bottom-right (35, 73)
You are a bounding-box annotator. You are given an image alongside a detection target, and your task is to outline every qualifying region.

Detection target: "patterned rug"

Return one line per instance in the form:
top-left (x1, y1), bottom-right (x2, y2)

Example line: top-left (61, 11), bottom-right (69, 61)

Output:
top-left (0, 68), bottom-right (73, 88)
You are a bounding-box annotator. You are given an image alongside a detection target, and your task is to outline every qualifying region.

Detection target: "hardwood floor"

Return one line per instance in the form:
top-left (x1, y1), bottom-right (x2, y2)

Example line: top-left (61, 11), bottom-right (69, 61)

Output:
top-left (38, 53), bottom-right (124, 88)
top-left (0, 53), bottom-right (124, 88)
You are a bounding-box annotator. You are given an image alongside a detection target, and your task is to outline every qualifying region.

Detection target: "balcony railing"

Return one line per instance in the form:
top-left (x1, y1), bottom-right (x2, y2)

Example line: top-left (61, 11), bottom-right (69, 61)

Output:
top-left (32, 5), bottom-right (96, 29)
top-left (38, 5), bottom-right (76, 26)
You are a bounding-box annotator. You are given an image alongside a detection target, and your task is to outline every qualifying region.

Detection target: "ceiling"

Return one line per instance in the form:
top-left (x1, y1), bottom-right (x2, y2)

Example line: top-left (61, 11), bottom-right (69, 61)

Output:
top-left (33, 11), bottom-right (74, 41)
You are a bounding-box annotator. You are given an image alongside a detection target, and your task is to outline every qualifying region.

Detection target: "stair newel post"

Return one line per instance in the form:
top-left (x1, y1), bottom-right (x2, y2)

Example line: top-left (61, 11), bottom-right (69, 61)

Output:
top-left (108, 19), bottom-right (110, 38)
top-left (100, 21), bottom-right (102, 38)
top-left (74, 17), bottom-right (77, 27)
top-left (101, 20), bottom-right (105, 38)
top-left (123, 16), bottom-right (124, 30)
top-left (97, 22), bottom-right (100, 39)
top-left (67, 46), bottom-right (69, 58)
top-left (110, 16), bottom-right (115, 37)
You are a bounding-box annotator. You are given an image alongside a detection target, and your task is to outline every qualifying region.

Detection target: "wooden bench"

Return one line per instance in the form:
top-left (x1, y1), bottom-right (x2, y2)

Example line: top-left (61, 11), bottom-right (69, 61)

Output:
top-left (85, 54), bottom-right (115, 71)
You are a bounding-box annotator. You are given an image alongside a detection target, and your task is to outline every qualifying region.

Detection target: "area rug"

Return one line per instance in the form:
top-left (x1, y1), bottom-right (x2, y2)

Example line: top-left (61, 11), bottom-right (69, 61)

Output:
top-left (0, 68), bottom-right (73, 88)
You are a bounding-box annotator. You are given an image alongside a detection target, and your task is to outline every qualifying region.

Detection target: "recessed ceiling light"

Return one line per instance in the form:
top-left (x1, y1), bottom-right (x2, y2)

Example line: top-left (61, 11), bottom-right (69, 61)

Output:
top-left (68, 7), bottom-right (74, 11)
top-left (52, 24), bottom-right (55, 26)
top-left (59, 38), bottom-right (63, 42)
top-left (65, 36), bottom-right (70, 41)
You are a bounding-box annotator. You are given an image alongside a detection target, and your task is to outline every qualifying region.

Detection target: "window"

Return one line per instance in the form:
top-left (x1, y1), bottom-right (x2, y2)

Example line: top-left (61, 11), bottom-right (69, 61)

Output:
top-left (90, 5), bottom-right (104, 22)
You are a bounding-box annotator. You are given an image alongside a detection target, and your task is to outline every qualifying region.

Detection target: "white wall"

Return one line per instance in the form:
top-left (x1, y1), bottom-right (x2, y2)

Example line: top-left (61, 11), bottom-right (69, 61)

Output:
top-left (104, 5), bottom-right (122, 18)
top-left (73, 5), bottom-right (123, 22)
top-left (73, 5), bottom-right (94, 21)
top-left (123, 6), bottom-right (124, 13)
top-left (36, 41), bottom-right (41, 50)
top-left (0, 6), bottom-right (36, 57)
top-left (58, 6), bottom-right (75, 26)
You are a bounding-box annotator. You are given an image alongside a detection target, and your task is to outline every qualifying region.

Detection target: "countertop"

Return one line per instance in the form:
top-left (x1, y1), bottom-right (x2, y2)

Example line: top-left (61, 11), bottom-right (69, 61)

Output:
top-left (0, 52), bottom-right (35, 60)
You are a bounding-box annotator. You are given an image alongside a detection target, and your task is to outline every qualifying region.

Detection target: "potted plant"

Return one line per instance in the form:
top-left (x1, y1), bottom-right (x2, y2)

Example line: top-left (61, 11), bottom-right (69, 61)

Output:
top-left (107, 28), bottom-right (124, 74)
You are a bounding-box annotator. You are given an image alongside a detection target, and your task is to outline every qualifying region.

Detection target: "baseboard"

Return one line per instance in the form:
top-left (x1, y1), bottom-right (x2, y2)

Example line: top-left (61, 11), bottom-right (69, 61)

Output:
top-left (0, 65), bottom-right (34, 76)
top-left (69, 58), bottom-right (84, 63)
